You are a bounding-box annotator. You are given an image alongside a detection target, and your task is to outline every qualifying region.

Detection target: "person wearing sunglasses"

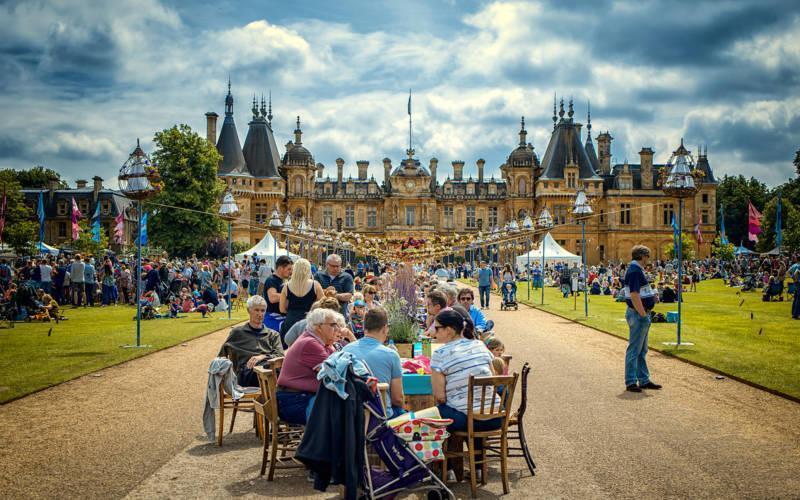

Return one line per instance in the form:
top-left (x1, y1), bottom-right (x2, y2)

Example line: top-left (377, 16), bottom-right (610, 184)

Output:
top-left (276, 308), bottom-right (342, 425)
top-left (457, 288), bottom-right (486, 331)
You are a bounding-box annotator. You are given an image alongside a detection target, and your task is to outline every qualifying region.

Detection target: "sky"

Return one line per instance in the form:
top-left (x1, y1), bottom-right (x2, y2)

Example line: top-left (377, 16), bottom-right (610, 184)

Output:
top-left (1, 0), bottom-right (798, 188)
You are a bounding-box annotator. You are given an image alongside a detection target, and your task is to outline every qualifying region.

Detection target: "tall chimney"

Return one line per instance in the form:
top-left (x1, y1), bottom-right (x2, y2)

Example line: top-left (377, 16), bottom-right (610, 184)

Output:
top-left (317, 162), bottom-right (324, 179)
top-left (452, 160), bottom-right (464, 181)
top-left (205, 112), bottom-right (218, 145)
top-left (92, 176), bottom-right (103, 202)
top-left (429, 158), bottom-right (438, 190)
top-left (76, 179), bottom-right (88, 189)
top-left (356, 160), bottom-right (369, 180)
top-left (383, 157), bottom-right (392, 193)
top-left (336, 158), bottom-right (344, 188)
top-left (597, 131), bottom-right (613, 175)
top-left (639, 147), bottom-right (654, 189)
top-left (477, 158), bottom-right (485, 186)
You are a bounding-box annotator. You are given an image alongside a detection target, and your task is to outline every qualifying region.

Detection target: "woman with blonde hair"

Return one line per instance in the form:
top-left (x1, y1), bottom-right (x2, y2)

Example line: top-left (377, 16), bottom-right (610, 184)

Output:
top-left (279, 258), bottom-right (324, 344)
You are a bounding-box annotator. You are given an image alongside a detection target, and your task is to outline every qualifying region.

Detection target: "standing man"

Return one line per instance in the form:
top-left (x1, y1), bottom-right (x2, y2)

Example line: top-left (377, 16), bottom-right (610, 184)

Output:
top-left (84, 256), bottom-right (97, 307)
top-left (70, 254), bottom-right (85, 307)
top-left (314, 254), bottom-right (354, 319)
top-left (263, 255), bottom-right (293, 332)
top-left (623, 245), bottom-right (661, 393)
top-left (39, 259), bottom-right (53, 294)
top-left (789, 254), bottom-right (800, 320)
top-left (475, 261), bottom-right (495, 310)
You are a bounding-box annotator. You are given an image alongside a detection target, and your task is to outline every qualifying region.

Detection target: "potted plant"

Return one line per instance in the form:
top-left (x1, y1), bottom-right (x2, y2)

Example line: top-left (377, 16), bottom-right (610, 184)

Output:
top-left (384, 263), bottom-right (420, 358)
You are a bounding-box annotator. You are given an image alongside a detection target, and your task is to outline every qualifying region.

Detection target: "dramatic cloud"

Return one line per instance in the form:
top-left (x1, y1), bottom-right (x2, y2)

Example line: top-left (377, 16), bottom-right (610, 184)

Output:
top-left (0, 0), bottom-right (797, 187)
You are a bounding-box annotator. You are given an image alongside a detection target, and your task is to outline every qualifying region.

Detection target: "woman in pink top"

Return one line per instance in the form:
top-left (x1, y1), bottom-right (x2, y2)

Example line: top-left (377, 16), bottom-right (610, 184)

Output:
top-left (276, 308), bottom-right (341, 424)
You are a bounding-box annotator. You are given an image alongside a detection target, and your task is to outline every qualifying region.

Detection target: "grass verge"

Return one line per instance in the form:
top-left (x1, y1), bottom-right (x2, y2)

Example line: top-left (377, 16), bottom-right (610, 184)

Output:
top-left (461, 278), bottom-right (800, 401)
top-left (0, 305), bottom-right (247, 403)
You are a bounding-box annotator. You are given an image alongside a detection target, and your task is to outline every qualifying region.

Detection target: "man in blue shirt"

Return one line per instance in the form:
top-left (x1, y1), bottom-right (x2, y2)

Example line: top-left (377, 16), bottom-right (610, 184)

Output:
top-left (456, 288), bottom-right (487, 331)
top-left (342, 307), bottom-right (405, 417)
top-left (475, 261), bottom-right (495, 309)
top-left (315, 254), bottom-right (354, 319)
top-left (623, 245), bottom-right (661, 393)
top-left (83, 257), bottom-right (97, 307)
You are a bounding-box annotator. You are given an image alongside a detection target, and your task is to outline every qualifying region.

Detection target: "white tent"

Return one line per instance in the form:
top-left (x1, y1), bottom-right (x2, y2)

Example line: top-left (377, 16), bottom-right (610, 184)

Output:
top-left (235, 231), bottom-right (299, 268)
top-left (515, 232), bottom-right (581, 269)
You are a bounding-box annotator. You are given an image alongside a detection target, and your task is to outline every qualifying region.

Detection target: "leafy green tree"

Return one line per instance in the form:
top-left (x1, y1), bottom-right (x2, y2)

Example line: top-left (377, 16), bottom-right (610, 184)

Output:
top-left (73, 219), bottom-right (110, 256)
top-left (795, 148), bottom-right (800, 177)
top-left (716, 175), bottom-right (770, 247)
top-left (757, 195), bottom-right (800, 252)
top-left (0, 170), bottom-right (37, 254)
top-left (663, 232), bottom-right (695, 260)
top-left (150, 124), bottom-right (225, 257)
top-left (712, 236), bottom-right (735, 261)
top-left (12, 166), bottom-right (68, 189)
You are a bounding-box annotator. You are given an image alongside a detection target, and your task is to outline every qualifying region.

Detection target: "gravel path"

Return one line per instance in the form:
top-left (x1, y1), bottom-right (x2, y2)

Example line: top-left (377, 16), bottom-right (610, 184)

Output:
top-left (3, 288), bottom-right (800, 499)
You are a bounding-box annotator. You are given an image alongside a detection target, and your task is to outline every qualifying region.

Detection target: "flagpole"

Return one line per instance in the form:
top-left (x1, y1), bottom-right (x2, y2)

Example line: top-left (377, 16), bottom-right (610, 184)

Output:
top-left (135, 200), bottom-right (143, 347)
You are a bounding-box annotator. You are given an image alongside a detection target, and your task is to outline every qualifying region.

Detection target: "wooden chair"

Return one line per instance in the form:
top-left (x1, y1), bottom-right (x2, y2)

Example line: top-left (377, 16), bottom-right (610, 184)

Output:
top-left (485, 362), bottom-right (536, 475)
top-left (501, 354), bottom-right (512, 371)
top-left (441, 373), bottom-right (518, 498)
top-left (216, 347), bottom-right (262, 446)
top-left (253, 363), bottom-right (305, 480)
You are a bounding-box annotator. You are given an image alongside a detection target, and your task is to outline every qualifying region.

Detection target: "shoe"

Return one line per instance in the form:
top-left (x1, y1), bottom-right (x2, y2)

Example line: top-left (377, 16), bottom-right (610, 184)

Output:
top-left (640, 381), bottom-right (662, 390)
top-left (626, 384), bottom-right (642, 393)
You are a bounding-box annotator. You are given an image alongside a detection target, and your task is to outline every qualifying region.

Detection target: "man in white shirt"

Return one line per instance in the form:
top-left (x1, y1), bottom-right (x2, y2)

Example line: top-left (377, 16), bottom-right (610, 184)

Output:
top-left (40, 259), bottom-right (53, 294)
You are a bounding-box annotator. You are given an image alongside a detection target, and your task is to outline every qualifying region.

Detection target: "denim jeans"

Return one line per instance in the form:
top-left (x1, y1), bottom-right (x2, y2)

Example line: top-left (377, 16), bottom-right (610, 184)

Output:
top-left (102, 284), bottom-right (115, 305)
top-left (276, 391), bottom-right (316, 425)
top-left (40, 282), bottom-right (51, 294)
top-left (478, 285), bottom-right (491, 308)
top-left (437, 404), bottom-right (502, 433)
top-left (71, 283), bottom-right (84, 306)
top-left (792, 288), bottom-right (800, 318)
top-left (625, 308), bottom-right (651, 386)
top-left (85, 283), bottom-right (96, 306)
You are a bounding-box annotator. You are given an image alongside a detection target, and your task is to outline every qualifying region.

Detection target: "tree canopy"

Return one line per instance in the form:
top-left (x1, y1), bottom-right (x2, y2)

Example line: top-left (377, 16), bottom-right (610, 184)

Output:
top-left (10, 166), bottom-right (68, 189)
top-left (0, 170), bottom-right (37, 254)
top-left (715, 175), bottom-right (770, 247)
top-left (149, 124), bottom-right (225, 257)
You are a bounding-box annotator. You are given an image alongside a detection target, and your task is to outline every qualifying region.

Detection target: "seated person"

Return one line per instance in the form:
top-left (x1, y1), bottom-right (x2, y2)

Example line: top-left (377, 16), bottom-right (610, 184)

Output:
top-left (485, 338), bottom-right (507, 375)
top-left (661, 284), bottom-right (677, 303)
top-left (41, 293), bottom-right (59, 321)
top-left (263, 255), bottom-right (292, 332)
top-left (430, 310), bottom-right (499, 432)
top-left (456, 288), bottom-right (487, 331)
top-left (342, 307), bottom-right (405, 417)
top-left (424, 289), bottom-right (450, 335)
top-left (348, 299), bottom-right (367, 339)
top-left (590, 280), bottom-right (602, 295)
top-left (219, 295), bottom-right (283, 387)
top-left (202, 285), bottom-right (219, 308)
top-left (275, 308), bottom-right (340, 425)
top-left (284, 297), bottom-right (342, 348)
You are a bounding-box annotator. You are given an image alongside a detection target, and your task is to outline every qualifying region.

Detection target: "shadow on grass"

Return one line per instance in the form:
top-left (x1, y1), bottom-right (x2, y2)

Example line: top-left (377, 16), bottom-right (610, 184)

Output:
top-left (56, 351), bottom-right (108, 358)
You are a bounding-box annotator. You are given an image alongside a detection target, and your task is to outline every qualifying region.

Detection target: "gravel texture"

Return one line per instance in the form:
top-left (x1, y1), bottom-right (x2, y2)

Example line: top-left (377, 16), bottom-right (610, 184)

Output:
top-left (3, 288), bottom-right (800, 499)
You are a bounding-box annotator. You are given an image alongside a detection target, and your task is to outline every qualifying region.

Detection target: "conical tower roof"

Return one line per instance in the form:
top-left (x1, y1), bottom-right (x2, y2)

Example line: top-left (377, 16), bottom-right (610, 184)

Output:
top-left (216, 82), bottom-right (246, 175)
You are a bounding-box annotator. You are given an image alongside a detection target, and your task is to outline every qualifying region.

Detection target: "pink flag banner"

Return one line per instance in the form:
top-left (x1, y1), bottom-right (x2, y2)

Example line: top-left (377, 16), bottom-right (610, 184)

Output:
top-left (114, 212), bottom-right (125, 244)
top-left (747, 202), bottom-right (762, 243)
top-left (0, 192), bottom-right (6, 245)
top-left (71, 197), bottom-right (82, 240)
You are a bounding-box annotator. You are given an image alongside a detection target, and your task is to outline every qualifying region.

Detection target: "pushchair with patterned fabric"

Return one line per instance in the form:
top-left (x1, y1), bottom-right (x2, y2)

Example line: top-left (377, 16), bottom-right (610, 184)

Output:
top-left (362, 392), bottom-right (454, 500)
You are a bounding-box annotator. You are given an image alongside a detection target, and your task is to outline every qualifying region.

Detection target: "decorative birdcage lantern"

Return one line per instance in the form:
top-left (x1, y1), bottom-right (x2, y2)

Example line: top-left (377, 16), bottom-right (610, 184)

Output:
top-left (537, 207), bottom-right (554, 228)
top-left (522, 214), bottom-right (534, 231)
top-left (572, 190), bottom-right (593, 221)
top-left (218, 192), bottom-right (239, 222)
top-left (662, 139), bottom-right (700, 199)
top-left (118, 139), bottom-right (160, 200)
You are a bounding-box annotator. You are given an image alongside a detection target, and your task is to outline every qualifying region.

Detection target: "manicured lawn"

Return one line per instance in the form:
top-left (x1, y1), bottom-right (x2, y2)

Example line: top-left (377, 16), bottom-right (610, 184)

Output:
top-left (462, 278), bottom-right (800, 400)
top-left (0, 305), bottom-right (247, 403)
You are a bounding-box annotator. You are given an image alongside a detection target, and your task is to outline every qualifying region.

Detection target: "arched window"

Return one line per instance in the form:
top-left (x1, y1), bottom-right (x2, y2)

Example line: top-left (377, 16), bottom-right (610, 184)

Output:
top-left (518, 177), bottom-right (527, 195)
top-left (294, 176), bottom-right (303, 195)
top-left (518, 209), bottom-right (527, 220)
top-left (294, 208), bottom-right (303, 221)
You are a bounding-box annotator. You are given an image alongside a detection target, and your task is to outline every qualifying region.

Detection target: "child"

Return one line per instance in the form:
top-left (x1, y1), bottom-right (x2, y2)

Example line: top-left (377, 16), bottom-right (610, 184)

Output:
top-left (486, 338), bottom-right (508, 375)
top-left (349, 299), bottom-right (367, 339)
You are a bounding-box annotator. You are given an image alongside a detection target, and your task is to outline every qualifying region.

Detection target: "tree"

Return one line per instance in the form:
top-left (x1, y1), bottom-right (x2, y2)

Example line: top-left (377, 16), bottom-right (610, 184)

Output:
top-left (712, 236), bottom-right (735, 261)
top-left (0, 170), bottom-right (37, 254)
top-left (794, 148), bottom-right (800, 177)
top-left (716, 174), bottom-right (770, 247)
top-left (150, 124), bottom-right (225, 257)
top-left (73, 219), bottom-right (110, 256)
top-left (663, 233), bottom-right (695, 260)
top-left (757, 195), bottom-right (800, 252)
top-left (12, 166), bottom-right (68, 189)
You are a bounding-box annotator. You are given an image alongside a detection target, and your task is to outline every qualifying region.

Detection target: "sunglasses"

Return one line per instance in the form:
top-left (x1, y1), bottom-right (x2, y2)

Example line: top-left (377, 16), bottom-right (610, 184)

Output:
top-left (459, 296), bottom-right (473, 301)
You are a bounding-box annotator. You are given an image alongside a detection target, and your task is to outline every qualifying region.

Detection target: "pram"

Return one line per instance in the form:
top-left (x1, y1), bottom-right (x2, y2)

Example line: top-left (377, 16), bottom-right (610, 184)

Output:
top-left (500, 280), bottom-right (518, 311)
top-left (362, 391), bottom-right (454, 500)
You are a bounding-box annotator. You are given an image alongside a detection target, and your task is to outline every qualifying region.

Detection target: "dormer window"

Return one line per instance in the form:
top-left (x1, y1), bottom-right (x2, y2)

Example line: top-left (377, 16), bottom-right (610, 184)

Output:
top-left (57, 201), bottom-right (67, 216)
top-left (488, 184), bottom-right (496, 195)
top-left (466, 183), bottom-right (475, 195)
top-left (566, 172), bottom-right (576, 189)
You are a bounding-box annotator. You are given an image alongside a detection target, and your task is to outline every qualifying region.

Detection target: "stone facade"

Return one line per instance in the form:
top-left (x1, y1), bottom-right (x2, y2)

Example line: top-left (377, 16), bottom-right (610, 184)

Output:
top-left (207, 91), bottom-right (716, 264)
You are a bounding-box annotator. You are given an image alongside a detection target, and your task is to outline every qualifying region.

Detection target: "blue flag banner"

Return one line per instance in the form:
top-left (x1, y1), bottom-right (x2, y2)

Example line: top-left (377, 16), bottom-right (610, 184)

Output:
top-left (139, 212), bottom-right (148, 246)
top-left (719, 203), bottom-right (728, 245)
top-left (671, 212), bottom-right (680, 252)
top-left (776, 192), bottom-right (782, 248)
top-left (37, 192), bottom-right (45, 243)
top-left (91, 202), bottom-right (102, 243)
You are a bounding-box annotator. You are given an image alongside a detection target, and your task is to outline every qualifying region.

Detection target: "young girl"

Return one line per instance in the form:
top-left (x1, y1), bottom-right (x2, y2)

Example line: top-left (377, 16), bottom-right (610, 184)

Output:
top-left (486, 338), bottom-right (508, 375)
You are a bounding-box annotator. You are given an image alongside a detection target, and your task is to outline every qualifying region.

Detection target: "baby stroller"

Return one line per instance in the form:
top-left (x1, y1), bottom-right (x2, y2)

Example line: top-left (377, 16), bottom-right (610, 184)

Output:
top-left (500, 280), bottom-right (518, 311)
top-left (0, 300), bottom-right (16, 328)
top-left (363, 392), bottom-right (454, 500)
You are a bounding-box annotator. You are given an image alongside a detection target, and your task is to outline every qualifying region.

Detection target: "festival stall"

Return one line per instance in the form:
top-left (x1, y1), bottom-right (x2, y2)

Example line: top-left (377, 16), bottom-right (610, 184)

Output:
top-left (234, 231), bottom-right (299, 267)
top-left (514, 232), bottom-right (581, 269)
